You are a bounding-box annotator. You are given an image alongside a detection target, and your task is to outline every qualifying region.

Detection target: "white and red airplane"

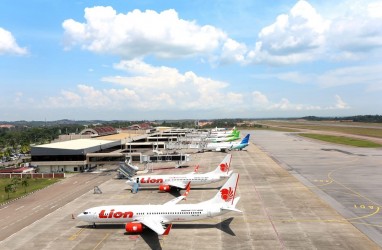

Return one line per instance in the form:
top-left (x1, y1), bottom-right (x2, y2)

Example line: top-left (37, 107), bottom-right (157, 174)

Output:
top-left (77, 173), bottom-right (240, 235)
top-left (126, 154), bottom-right (233, 192)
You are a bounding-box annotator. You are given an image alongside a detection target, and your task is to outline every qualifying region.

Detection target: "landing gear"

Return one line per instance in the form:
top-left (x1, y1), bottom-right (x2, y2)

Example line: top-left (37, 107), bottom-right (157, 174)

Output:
top-left (170, 186), bottom-right (181, 192)
top-left (92, 223), bottom-right (96, 228)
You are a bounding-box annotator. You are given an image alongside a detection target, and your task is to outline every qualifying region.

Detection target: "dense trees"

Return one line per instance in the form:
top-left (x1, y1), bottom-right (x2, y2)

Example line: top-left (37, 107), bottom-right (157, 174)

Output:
top-left (0, 124), bottom-right (86, 157)
top-left (302, 115), bottom-right (382, 123)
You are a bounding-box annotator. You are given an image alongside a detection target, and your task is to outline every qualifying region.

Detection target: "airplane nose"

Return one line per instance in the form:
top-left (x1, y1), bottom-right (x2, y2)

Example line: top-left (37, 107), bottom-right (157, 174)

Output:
top-left (77, 213), bottom-right (84, 220)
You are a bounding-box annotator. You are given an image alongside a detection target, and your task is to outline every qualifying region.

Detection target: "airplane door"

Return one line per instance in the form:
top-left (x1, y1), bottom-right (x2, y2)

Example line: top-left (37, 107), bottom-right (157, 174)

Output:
top-left (207, 209), bottom-right (212, 217)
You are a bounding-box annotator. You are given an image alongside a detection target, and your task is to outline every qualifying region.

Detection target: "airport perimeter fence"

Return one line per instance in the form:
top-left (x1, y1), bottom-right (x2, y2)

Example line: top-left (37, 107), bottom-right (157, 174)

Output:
top-left (0, 173), bottom-right (65, 179)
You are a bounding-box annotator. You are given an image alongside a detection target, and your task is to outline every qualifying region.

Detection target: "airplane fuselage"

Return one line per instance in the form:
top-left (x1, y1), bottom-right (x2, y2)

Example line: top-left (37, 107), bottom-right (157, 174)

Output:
top-left (78, 204), bottom-right (227, 224)
top-left (130, 173), bottom-right (223, 187)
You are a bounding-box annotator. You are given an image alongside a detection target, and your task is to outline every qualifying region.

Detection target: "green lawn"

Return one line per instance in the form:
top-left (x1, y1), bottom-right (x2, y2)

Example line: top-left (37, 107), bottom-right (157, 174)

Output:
top-left (0, 178), bottom-right (61, 203)
top-left (299, 133), bottom-right (382, 148)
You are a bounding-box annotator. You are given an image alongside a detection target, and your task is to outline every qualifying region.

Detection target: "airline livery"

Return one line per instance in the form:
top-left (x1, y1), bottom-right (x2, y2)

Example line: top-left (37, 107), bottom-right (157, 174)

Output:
top-left (205, 130), bottom-right (241, 142)
top-left (77, 173), bottom-right (241, 235)
top-left (126, 154), bottom-right (233, 192)
top-left (205, 134), bottom-right (250, 152)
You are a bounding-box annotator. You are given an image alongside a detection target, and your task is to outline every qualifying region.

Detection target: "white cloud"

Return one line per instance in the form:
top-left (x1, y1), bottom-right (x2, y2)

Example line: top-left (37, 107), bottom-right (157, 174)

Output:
top-left (220, 38), bottom-right (248, 64)
top-left (246, 0), bottom-right (382, 65)
top-left (62, 7), bottom-right (229, 59)
top-left (368, 2), bottom-right (382, 18)
top-left (268, 98), bottom-right (322, 111)
top-left (0, 27), bottom-right (28, 55)
top-left (334, 94), bottom-right (349, 109)
top-left (251, 91), bottom-right (347, 111)
top-left (327, 4), bottom-right (382, 58)
top-left (44, 60), bottom-right (243, 111)
top-left (248, 0), bottom-right (329, 65)
top-left (252, 91), bottom-right (269, 107)
top-left (61, 2), bottom-right (382, 66)
top-left (317, 64), bottom-right (382, 88)
top-left (44, 84), bottom-right (140, 109)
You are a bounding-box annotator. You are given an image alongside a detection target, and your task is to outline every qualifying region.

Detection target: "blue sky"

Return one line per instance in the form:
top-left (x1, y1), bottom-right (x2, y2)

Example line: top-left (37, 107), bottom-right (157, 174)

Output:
top-left (1, 0), bottom-right (381, 121)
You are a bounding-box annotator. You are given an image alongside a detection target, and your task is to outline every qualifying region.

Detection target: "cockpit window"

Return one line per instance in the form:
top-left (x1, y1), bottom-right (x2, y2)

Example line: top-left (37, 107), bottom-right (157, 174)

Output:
top-left (83, 212), bottom-right (88, 214)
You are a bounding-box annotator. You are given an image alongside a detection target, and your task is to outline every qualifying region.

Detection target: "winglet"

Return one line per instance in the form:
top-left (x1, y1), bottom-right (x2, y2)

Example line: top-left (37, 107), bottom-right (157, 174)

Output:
top-left (163, 224), bottom-right (172, 235)
top-left (193, 165), bottom-right (199, 173)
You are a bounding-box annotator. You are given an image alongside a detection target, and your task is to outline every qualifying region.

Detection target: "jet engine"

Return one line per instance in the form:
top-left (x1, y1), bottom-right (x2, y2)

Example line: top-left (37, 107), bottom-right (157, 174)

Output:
top-left (159, 184), bottom-right (171, 192)
top-left (125, 222), bottom-right (143, 233)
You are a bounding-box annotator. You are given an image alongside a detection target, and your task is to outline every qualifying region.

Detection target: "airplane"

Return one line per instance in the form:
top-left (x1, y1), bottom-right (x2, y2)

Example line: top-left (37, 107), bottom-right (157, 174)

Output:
top-left (210, 126), bottom-right (231, 132)
top-left (77, 173), bottom-right (241, 236)
top-left (125, 154), bottom-right (233, 192)
top-left (208, 128), bottom-right (238, 138)
top-left (206, 130), bottom-right (241, 143)
top-left (204, 134), bottom-right (250, 152)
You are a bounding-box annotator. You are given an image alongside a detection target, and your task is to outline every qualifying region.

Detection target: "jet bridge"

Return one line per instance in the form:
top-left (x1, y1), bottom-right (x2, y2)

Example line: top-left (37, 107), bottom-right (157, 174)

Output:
top-left (141, 153), bottom-right (191, 168)
top-left (117, 159), bottom-right (139, 178)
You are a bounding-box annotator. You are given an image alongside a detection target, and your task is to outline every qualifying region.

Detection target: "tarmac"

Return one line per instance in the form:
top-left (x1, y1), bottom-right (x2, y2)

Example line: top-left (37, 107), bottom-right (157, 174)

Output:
top-left (0, 130), bottom-right (380, 249)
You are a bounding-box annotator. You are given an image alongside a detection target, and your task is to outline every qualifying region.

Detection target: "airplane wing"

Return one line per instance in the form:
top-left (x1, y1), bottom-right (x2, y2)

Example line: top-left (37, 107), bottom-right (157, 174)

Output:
top-left (163, 182), bottom-right (191, 205)
top-left (138, 217), bottom-right (167, 235)
top-left (163, 195), bottom-right (187, 206)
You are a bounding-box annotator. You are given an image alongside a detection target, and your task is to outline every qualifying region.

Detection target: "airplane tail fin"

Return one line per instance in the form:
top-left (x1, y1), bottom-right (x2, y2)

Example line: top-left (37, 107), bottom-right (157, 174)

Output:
top-left (234, 130), bottom-right (240, 137)
top-left (204, 173), bottom-right (240, 207)
top-left (212, 154), bottom-right (232, 176)
top-left (240, 134), bottom-right (250, 144)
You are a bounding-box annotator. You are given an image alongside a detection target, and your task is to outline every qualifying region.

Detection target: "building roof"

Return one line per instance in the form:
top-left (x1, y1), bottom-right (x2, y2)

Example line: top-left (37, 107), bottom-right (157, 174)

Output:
top-left (0, 167), bottom-right (34, 173)
top-left (97, 132), bottom-right (135, 141)
top-left (34, 139), bottom-right (114, 150)
top-left (79, 126), bottom-right (117, 136)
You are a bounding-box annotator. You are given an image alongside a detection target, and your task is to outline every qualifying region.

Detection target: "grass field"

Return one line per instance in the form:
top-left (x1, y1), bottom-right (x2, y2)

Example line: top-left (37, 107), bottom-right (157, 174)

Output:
top-left (258, 120), bottom-right (382, 139)
top-left (299, 133), bottom-right (382, 148)
top-left (0, 178), bottom-right (61, 203)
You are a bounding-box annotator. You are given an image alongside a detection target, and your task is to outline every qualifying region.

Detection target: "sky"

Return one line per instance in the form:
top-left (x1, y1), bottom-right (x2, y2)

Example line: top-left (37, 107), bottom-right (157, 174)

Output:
top-left (1, 0), bottom-right (381, 121)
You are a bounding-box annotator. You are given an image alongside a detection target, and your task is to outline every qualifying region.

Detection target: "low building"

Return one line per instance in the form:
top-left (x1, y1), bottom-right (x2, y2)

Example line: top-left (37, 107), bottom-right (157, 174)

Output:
top-left (31, 139), bottom-right (122, 173)
top-left (30, 127), bottom-right (191, 173)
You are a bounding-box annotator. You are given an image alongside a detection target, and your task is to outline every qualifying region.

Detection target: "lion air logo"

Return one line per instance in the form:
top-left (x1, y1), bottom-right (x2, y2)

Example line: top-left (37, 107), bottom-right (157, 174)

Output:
top-left (220, 163), bottom-right (229, 172)
top-left (220, 187), bottom-right (234, 202)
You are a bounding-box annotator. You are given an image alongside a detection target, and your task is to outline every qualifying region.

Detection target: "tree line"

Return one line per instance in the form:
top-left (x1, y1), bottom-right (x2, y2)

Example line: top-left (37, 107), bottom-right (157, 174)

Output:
top-left (302, 115), bottom-right (382, 123)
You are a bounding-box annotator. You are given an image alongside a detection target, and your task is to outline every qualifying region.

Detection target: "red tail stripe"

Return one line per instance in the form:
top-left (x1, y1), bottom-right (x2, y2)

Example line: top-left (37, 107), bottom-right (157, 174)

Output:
top-left (231, 174), bottom-right (239, 205)
top-left (228, 155), bottom-right (232, 171)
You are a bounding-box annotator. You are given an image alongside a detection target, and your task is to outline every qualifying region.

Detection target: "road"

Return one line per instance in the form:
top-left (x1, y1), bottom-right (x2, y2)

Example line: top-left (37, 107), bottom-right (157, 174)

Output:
top-left (0, 172), bottom-right (113, 241)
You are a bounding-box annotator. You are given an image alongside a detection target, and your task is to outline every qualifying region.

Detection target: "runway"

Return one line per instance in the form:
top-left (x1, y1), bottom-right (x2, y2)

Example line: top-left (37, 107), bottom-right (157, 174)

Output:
top-left (0, 131), bottom-right (380, 249)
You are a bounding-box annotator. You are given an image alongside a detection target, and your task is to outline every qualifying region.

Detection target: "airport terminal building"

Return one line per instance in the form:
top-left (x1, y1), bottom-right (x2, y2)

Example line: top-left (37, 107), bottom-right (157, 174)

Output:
top-left (30, 127), bottom-right (190, 173)
top-left (31, 139), bottom-right (123, 173)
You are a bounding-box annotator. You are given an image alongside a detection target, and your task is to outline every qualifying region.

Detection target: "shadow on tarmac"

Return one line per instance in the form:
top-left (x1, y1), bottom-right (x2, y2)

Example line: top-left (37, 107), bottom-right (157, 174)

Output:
top-left (77, 217), bottom-right (235, 249)
top-left (172, 217), bottom-right (236, 236)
